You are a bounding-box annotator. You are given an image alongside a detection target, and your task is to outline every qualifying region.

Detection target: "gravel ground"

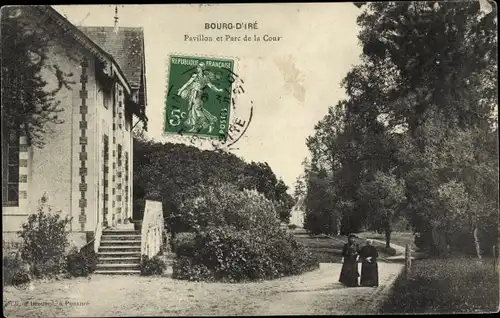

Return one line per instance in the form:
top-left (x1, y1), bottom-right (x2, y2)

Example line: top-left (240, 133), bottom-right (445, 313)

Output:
top-left (3, 263), bottom-right (403, 317)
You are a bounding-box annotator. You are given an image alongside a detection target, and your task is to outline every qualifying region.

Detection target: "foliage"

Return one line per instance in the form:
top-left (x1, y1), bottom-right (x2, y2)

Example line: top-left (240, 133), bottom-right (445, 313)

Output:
top-left (18, 195), bottom-right (72, 277)
top-left (1, 6), bottom-right (76, 147)
top-left (133, 139), bottom-right (294, 229)
top-left (172, 256), bottom-right (214, 282)
top-left (65, 245), bottom-right (98, 277)
top-left (3, 253), bottom-right (30, 286)
top-left (178, 184), bottom-right (281, 234)
top-left (293, 174), bottom-right (307, 200)
top-left (172, 232), bottom-right (197, 258)
top-left (140, 255), bottom-right (167, 276)
top-left (391, 217), bottom-right (410, 232)
top-left (302, 1), bottom-right (498, 255)
top-left (380, 257), bottom-right (499, 313)
top-left (357, 171), bottom-right (406, 247)
top-left (170, 184), bottom-right (318, 282)
top-left (303, 168), bottom-right (339, 235)
top-left (382, 247), bottom-right (397, 257)
top-left (172, 226), bottom-right (319, 282)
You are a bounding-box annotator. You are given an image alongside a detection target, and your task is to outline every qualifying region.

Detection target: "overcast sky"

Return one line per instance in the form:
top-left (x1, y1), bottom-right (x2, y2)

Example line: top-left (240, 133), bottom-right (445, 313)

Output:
top-left (54, 4), bottom-right (362, 189)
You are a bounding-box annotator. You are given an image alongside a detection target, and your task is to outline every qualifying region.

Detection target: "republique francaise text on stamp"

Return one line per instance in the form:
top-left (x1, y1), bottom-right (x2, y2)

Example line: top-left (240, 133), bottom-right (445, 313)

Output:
top-left (165, 55), bottom-right (238, 141)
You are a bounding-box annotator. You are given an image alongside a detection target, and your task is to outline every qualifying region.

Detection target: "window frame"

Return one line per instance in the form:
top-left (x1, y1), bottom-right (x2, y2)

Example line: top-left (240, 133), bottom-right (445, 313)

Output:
top-left (2, 127), bottom-right (20, 206)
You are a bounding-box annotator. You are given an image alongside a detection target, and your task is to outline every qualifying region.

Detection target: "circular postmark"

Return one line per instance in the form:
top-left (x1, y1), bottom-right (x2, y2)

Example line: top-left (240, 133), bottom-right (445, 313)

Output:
top-left (164, 55), bottom-right (253, 150)
top-left (11, 271), bottom-right (30, 290)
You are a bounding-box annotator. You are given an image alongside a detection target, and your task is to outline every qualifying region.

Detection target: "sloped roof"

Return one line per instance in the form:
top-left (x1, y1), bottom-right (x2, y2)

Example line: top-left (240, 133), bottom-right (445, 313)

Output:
top-left (78, 26), bottom-right (145, 90)
top-left (33, 6), bottom-right (132, 94)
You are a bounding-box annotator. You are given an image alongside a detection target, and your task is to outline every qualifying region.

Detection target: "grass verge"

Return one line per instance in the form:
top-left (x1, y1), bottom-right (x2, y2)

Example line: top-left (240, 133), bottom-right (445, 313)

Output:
top-left (379, 256), bottom-right (499, 314)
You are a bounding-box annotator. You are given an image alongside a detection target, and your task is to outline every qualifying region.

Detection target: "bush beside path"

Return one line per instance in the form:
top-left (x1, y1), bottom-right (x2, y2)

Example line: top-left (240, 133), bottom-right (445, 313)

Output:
top-left (3, 263), bottom-right (403, 317)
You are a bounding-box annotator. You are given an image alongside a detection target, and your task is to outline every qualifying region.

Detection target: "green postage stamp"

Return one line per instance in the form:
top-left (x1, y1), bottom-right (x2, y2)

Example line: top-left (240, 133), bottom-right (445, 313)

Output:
top-left (165, 55), bottom-right (236, 140)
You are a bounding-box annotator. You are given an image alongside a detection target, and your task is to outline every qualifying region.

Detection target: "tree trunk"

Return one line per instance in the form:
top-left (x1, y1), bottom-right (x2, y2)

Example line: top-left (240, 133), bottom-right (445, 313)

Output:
top-left (473, 225), bottom-right (482, 260)
top-left (336, 214), bottom-right (341, 236)
top-left (385, 228), bottom-right (391, 248)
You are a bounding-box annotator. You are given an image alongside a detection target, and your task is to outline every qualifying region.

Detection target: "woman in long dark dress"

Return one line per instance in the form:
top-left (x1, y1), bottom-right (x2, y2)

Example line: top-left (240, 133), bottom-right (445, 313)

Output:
top-left (339, 234), bottom-right (360, 287)
top-left (359, 239), bottom-right (379, 287)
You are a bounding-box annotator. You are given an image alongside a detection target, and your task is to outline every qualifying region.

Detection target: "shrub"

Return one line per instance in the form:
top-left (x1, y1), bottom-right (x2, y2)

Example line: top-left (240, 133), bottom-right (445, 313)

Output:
top-left (172, 226), bottom-right (319, 282)
top-left (3, 253), bottom-right (30, 286)
top-left (288, 224), bottom-right (298, 230)
top-left (171, 184), bottom-right (319, 282)
top-left (19, 195), bottom-right (72, 277)
top-left (172, 232), bottom-right (197, 258)
top-left (383, 247), bottom-right (397, 256)
top-left (65, 245), bottom-right (98, 277)
top-left (140, 255), bottom-right (166, 276)
top-left (172, 256), bottom-right (214, 282)
top-left (177, 183), bottom-right (281, 234)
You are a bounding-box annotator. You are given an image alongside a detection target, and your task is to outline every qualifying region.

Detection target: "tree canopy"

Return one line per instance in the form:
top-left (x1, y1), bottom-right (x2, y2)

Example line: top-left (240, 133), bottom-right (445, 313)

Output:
top-left (133, 136), bottom-right (295, 232)
top-left (303, 1), bottom-right (497, 255)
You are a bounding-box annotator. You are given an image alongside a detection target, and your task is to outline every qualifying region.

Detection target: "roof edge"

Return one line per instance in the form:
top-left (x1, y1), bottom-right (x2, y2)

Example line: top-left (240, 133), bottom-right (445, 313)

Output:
top-left (35, 5), bottom-right (132, 95)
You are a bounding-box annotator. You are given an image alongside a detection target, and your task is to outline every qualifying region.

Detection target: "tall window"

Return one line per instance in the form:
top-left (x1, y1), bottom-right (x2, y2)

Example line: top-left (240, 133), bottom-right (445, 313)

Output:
top-left (117, 144), bottom-right (122, 202)
top-left (117, 144), bottom-right (122, 167)
top-left (103, 134), bottom-right (109, 226)
top-left (2, 127), bottom-right (20, 206)
top-left (125, 151), bottom-right (129, 214)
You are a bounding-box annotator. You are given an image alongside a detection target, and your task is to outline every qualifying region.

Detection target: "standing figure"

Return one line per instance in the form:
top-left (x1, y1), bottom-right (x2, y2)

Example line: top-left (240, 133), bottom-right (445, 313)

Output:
top-left (339, 233), bottom-right (360, 287)
top-left (177, 62), bottom-right (223, 132)
top-left (359, 239), bottom-right (379, 287)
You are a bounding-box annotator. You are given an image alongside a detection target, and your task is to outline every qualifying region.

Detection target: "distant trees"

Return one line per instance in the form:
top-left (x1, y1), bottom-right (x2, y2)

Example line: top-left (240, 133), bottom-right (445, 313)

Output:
top-left (303, 1), bottom-right (498, 256)
top-left (132, 138), bottom-right (295, 232)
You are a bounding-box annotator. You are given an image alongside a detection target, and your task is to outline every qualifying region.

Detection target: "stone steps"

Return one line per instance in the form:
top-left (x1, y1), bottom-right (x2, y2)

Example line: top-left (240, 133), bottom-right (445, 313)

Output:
top-left (100, 235), bottom-right (141, 241)
top-left (94, 269), bottom-right (141, 275)
top-left (96, 263), bottom-right (140, 271)
top-left (99, 246), bottom-right (141, 252)
top-left (95, 228), bottom-right (142, 275)
top-left (98, 256), bottom-right (141, 264)
top-left (100, 240), bottom-right (141, 246)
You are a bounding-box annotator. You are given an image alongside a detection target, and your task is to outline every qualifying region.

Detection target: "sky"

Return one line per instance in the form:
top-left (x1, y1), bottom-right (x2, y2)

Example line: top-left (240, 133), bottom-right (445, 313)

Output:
top-left (54, 4), bottom-right (362, 189)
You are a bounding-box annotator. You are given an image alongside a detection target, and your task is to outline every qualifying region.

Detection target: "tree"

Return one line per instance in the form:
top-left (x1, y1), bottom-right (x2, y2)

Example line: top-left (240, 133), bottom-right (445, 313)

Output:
top-left (1, 6), bottom-right (76, 147)
top-left (238, 162), bottom-right (294, 222)
top-left (132, 139), bottom-right (295, 230)
top-left (356, 1), bottom-right (497, 256)
top-left (358, 171), bottom-right (406, 248)
top-left (293, 174), bottom-right (307, 202)
top-left (303, 168), bottom-right (339, 235)
top-left (302, 1), bottom-right (497, 255)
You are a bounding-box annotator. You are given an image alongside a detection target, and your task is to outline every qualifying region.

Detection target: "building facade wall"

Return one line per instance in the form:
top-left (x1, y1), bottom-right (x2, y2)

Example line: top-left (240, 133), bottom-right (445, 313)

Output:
top-left (2, 38), bottom-right (98, 237)
top-left (2, 20), bottom-right (137, 242)
top-left (94, 80), bottom-right (134, 228)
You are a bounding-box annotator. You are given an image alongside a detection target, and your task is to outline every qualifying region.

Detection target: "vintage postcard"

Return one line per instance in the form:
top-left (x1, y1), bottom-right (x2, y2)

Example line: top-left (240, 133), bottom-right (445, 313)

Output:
top-left (2, 2), bottom-right (498, 317)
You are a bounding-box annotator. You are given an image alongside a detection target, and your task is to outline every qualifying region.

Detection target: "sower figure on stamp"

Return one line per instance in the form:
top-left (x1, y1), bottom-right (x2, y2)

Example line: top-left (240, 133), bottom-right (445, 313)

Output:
top-left (359, 239), bottom-right (379, 287)
top-left (177, 62), bottom-right (223, 133)
top-left (339, 233), bottom-right (360, 287)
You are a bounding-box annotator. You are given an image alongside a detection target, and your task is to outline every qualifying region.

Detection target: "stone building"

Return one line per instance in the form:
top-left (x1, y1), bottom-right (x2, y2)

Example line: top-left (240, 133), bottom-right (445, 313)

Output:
top-left (2, 5), bottom-right (147, 248)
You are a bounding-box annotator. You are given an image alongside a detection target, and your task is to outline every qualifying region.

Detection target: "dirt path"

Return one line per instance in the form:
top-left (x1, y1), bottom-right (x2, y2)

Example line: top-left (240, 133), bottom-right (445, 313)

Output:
top-left (3, 263), bottom-right (403, 317)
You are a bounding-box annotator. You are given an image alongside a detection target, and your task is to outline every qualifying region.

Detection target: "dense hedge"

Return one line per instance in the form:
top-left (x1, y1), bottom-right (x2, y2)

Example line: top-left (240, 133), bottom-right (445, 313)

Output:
top-left (172, 227), bottom-right (319, 282)
top-left (171, 185), bottom-right (319, 282)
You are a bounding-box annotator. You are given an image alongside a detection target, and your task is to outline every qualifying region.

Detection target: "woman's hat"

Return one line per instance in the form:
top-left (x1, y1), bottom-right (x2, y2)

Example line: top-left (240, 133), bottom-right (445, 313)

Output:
top-left (348, 233), bottom-right (358, 238)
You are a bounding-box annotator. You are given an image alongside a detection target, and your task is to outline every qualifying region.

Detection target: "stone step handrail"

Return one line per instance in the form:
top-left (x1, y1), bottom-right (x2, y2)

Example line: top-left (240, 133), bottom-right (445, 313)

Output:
top-left (94, 221), bottom-right (103, 253)
top-left (141, 200), bottom-right (164, 259)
